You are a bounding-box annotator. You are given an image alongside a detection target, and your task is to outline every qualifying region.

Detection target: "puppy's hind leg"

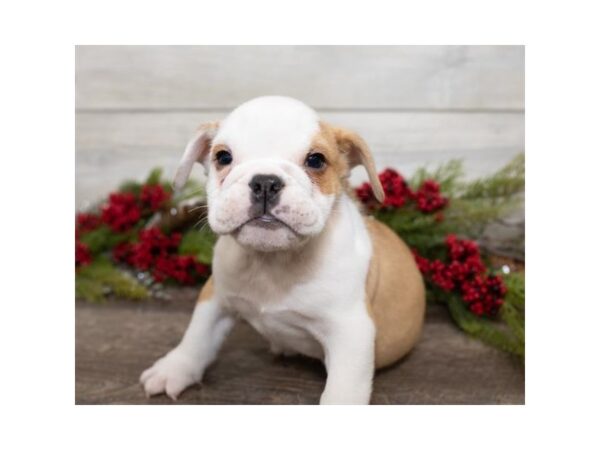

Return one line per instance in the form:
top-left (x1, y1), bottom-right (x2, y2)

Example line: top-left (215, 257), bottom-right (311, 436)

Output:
top-left (140, 280), bottom-right (235, 400)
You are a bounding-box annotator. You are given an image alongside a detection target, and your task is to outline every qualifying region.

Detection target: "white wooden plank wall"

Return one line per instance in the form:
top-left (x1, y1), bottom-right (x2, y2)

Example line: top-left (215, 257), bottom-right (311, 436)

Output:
top-left (75, 46), bottom-right (524, 208)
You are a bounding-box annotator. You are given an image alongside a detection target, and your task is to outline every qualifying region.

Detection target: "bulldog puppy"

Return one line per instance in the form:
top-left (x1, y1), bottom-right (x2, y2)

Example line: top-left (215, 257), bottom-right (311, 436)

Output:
top-left (140, 96), bottom-right (425, 404)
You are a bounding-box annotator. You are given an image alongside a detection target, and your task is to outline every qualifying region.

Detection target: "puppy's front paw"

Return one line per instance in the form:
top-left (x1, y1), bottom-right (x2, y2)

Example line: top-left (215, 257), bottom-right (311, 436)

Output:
top-left (319, 385), bottom-right (372, 405)
top-left (139, 349), bottom-right (203, 400)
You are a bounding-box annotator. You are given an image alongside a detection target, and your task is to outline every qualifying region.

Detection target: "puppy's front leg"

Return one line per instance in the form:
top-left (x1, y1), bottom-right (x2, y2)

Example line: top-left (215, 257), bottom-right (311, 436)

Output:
top-left (319, 306), bottom-right (376, 405)
top-left (140, 296), bottom-right (235, 400)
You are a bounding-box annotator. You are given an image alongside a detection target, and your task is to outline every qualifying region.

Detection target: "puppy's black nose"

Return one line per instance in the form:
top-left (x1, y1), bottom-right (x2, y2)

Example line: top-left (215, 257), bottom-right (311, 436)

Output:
top-left (249, 174), bottom-right (284, 207)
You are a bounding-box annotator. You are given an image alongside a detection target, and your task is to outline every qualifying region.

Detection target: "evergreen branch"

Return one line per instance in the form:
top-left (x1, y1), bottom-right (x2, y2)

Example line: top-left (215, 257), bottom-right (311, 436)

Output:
top-left (375, 208), bottom-right (440, 233)
top-left (78, 225), bottom-right (133, 254)
top-left (145, 167), bottom-right (163, 185)
top-left (447, 295), bottom-right (524, 359)
top-left (459, 153), bottom-right (524, 200)
top-left (179, 228), bottom-right (217, 264)
top-left (118, 180), bottom-right (143, 196)
top-left (75, 275), bottom-right (106, 303)
top-left (76, 258), bottom-right (149, 302)
top-left (500, 302), bottom-right (525, 346)
top-left (410, 159), bottom-right (464, 195)
top-left (443, 196), bottom-right (521, 237)
top-left (503, 272), bottom-right (525, 310)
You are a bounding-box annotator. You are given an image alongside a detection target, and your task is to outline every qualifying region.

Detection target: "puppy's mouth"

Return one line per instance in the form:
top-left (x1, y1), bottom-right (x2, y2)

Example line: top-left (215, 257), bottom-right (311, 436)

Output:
top-left (237, 214), bottom-right (298, 234)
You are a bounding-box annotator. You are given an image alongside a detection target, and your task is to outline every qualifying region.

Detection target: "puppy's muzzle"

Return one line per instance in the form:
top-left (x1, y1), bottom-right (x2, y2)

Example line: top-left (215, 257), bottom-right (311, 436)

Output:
top-left (249, 174), bottom-right (285, 215)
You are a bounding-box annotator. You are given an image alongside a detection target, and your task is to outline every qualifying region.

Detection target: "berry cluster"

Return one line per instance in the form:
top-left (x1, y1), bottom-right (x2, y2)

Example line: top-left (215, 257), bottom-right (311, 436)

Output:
top-left (354, 183), bottom-right (375, 206)
top-left (75, 213), bottom-right (100, 268)
top-left (356, 168), bottom-right (411, 210)
top-left (113, 227), bottom-right (208, 284)
top-left (76, 184), bottom-right (172, 268)
top-left (76, 241), bottom-right (92, 267)
top-left (413, 235), bottom-right (506, 317)
top-left (101, 193), bottom-right (142, 232)
top-left (414, 180), bottom-right (448, 212)
top-left (76, 213), bottom-right (102, 233)
top-left (379, 168), bottom-right (412, 208)
top-left (355, 168), bottom-right (448, 214)
top-left (140, 184), bottom-right (171, 211)
top-left (100, 185), bottom-right (171, 233)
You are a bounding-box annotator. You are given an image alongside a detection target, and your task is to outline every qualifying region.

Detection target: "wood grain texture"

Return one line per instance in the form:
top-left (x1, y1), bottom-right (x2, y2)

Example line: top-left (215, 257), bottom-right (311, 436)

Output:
top-left (75, 293), bottom-right (524, 405)
top-left (75, 46), bottom-right (524, 110)
top-left (75, 110), bottom-right (523, 206)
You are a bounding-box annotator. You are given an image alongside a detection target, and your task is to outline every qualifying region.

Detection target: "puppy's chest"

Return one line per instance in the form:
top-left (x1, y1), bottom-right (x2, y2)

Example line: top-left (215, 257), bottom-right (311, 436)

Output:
top-left (226, 295), bottom-right (324, 359)
top-left (220, 270), bottom-right (325, 359)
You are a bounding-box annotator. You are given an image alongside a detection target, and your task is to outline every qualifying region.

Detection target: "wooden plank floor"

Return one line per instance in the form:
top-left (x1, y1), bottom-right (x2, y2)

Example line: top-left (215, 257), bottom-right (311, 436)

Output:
top-left (76, 288), bottom-right (524, 405)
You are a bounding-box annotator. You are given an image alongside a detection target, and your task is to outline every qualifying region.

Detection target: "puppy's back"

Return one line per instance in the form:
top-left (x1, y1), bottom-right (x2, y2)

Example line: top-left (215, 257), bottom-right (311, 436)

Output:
top-left (364, 218), bottom-right (426, 369)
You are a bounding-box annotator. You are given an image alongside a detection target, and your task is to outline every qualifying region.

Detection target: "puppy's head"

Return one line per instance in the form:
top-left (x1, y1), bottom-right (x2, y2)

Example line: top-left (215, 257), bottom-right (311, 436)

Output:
top-left (174, 96), bottom-right (384, 252)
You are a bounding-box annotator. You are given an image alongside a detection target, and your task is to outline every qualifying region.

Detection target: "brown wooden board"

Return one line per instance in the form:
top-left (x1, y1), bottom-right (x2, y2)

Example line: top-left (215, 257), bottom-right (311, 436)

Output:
top-left (75, 290), bottom-right (524, 405)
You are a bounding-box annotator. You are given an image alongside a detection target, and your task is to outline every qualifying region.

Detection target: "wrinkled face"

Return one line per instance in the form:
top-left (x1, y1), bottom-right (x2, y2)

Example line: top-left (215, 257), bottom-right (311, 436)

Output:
top-left (202, 97), bottom-right (349, 252)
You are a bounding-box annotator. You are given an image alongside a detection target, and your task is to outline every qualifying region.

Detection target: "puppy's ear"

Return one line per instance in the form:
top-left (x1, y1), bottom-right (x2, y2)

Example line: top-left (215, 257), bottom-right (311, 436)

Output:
top-left (333, 127), bottom-right (385, 203)
top-left (173, 121), bottom-right (219, 191)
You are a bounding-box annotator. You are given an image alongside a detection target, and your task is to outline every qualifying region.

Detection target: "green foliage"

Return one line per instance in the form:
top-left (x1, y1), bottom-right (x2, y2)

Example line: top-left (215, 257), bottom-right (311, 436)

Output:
top-left (76, 258), bottom-right (148, 303)
top-left (376, 207), bottom-right (447, 259)
top-left (447, 295), bottom-right (524, 359)
top-left (443, 154), bottom-right (524, 237)
top-left (500, 272), bottom-right (525, 352)
top-left (500, 302), bottom-right (525, 349)
top-left (145, 167), bottom-right (163, 185)
top-left (460, 153), bottom-right (525, 200)
top-left (407, 155), bottom-right (526, 359)
top-left (77, 166), bottom-right (197, 303)
top-left (74, 275), bottom-right (106, 303)
top-left (410, 159), bottom-right (464, 195)
top-left (504, 271), bottom-right (525, 310)
top-left (78, 225), bottom-right (131, 254)
top-left (377, 154), bottom-right (525, 257)
top-left (179, 228), bottom-right (217, 264)
top-left (443, 197), bottom-right (521, 237)
top-left (118, 180), bottom-right (143, 196)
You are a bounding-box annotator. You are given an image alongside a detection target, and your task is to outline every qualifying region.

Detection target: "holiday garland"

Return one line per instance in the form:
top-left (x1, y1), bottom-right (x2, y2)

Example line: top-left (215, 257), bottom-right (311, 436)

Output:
top-left (76, 155), bottom-right (525, 359)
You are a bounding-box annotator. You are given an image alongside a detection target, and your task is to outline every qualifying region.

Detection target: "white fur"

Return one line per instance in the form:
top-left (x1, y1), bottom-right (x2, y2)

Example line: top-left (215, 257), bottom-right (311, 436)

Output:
top-left (215, 96), bottom-right (320, 160)
top-left (204, 97), bottom-right (332, 252)
top-left (141, 96), bottom-right (376, 404)
top-left (140, 300), bottom-right (234, 400)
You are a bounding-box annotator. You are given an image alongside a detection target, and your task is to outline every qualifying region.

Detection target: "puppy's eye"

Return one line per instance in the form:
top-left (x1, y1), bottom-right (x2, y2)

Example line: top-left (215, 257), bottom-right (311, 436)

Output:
top-left (215, 150), bottom-right (233, 166)
top-left (305, 153), bottom-right (326, 170)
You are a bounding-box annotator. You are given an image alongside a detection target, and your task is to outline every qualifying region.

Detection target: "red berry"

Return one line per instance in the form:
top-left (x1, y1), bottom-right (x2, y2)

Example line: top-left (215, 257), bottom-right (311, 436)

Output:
top-left (415, 235), bottom-right (507, 317)
top-left (76, 213), bottom-right (102, 232)
top-left (414, 180), bottom-right (448, 213)
top-left (140, 184), bottom-right (171, 211)
top-left (101, 192), bottom-right (141, 232)
top-left (354, 168), bottom-right (414, 210)
top-left (75, 241), bottom-right (92, 267)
